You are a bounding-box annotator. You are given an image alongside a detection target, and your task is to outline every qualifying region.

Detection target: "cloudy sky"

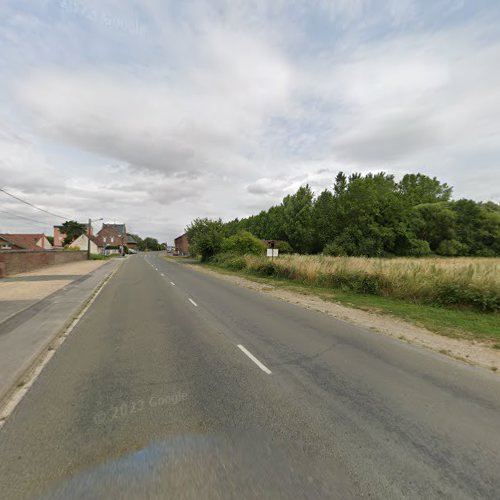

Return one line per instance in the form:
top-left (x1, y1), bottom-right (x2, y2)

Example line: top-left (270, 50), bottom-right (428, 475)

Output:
top-left (1, 0), bottom-right (499, 242)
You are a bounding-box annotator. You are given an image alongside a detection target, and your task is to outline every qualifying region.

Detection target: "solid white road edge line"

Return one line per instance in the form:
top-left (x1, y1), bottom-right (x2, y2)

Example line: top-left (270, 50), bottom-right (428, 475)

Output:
top-left (188, 298), bottom-right (198, 307)
top-left (0, 264), bottom-right (120, 429)
top-left (237, 344), bottom-right (272, 375)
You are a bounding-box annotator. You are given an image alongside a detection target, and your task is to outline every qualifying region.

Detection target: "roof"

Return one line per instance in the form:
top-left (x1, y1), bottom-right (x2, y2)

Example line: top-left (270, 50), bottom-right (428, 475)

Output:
top-left (70, 234), bottom-right (100, 245)
top-left (0, 234), bottom-right (46, 250)
top-left (0, 234), bottom-right (24, 248)
top-left (174, 233), bottom-right (188, 241)
top-left (102, 223), bottom-right (126, 235)
top-left (126, 234), bottom-right (137, 244)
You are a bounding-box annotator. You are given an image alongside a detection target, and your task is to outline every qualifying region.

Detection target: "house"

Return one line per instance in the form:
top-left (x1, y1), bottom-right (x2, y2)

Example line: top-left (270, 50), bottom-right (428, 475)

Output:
top-left (0, 235), bottom-right (26, 250)
top-left (94, 223), bottom-right (133, 255)
top-left (69, 233), bottom-right (99, 254)
top-left (174, 233), bottom-right (189, 256)
top-left (0, 234), bottom-right (53, 251)
top-left (126, 234), bottom-right (138, 251)
top-left (96, 224), bottom-right (128, 248)
top-left (53, 223), bottom-right (92, 248)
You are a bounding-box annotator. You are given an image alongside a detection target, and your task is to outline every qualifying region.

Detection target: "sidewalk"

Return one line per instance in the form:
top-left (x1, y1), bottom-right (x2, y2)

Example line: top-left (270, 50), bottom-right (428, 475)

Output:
top-left (0, 260), bottom-right (108, 324)
top-left (0, 258), bottom-right (123, 407)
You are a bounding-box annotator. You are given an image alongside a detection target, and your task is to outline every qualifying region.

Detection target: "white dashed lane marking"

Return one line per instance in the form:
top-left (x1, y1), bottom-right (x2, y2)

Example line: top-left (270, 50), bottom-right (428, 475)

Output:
top-left (237, 344), bottom-right (272, 375)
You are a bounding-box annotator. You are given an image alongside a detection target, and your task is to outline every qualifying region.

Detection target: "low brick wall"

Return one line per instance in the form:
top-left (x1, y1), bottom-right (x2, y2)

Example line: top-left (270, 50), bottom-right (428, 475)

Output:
top-left (0, 250), bottom-right (87, 277)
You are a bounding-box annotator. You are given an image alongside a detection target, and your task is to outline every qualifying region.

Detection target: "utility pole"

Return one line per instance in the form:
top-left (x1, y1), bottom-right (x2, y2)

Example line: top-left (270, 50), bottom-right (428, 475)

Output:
top-left (87, 218), bottom-right (92, 260)
top-left (87, 218), bottom-right (103, 260)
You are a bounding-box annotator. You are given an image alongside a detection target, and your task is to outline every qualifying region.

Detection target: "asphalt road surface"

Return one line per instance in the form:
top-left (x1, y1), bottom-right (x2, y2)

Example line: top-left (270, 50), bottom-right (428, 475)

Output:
top-left (0, 253), bottom-right (499, 499)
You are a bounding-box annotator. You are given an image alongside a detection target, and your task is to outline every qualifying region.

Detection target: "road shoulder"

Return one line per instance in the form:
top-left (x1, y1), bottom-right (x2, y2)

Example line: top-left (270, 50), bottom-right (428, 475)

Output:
top-left (182, 260), bottom-right (500, 373)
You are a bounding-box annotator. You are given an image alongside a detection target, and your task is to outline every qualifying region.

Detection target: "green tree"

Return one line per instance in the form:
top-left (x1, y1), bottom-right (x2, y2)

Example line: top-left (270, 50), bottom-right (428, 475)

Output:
top-left (142, 237), bottom-right (162, 251)
top-left (398, 173), bottom-right (452, 206)
top-left (221, 230), bottom-right (266, 255)
top-left (312, 189), bottom-right (336, 252)
top-left (411, 203), bottom-right (457, 252)
top-left (195, 172), bottom-right (498, 258)
top-left (327, 172), bottom-right (406, 256)
top-left (452, 199), bottom-right (500, 256)
top-left (186, 218), bottom-right (225, 261)
top-left (61, 220), bottom-right (87, 246)
top-left (129, 234), bottom-right (145, 251)
top-left (282, 185), bottom-right (315, 253)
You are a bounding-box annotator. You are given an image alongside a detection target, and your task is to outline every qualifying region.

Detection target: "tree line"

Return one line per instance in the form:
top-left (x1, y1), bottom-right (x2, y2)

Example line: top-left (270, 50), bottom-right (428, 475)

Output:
top-left (187, 172), bottom-right (500, 258)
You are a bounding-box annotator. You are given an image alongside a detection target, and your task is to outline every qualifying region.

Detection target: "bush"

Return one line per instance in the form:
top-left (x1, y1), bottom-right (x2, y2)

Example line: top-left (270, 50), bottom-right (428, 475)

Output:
top-left (250, 259), bottom-right (277, 276)
top-left (221, 231), bottom-right (266, 256)
top-left (63, 246), bottom-right (81, 251)
top-left (323, 242), bottom-right (347, 256)
top-left (89, 253), bottom-right (108, 260)
top-left (210, 252), bottom-right (247, 271)
top-left (436, 239), bottom-right (468, 256)
top-left (431, 282), bottom-right (499, 312)
top-left (407, 239), bottom-right (432, 257)
top-left (276, 241), bottom-right (293, 254)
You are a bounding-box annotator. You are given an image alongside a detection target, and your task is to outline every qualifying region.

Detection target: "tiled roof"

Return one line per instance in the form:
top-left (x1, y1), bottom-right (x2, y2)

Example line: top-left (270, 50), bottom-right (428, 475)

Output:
top-left (0, 234), bottom-right (45, 250)
top-left (126, 234), bottom-right (137, 244)
top-left (102, 223), bottom-right (126, 235)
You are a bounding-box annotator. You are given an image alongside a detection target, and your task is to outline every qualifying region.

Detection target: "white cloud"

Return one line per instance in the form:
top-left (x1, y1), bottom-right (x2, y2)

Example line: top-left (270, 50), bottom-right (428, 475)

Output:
top-left (0, 0), bottom-right (499, 241)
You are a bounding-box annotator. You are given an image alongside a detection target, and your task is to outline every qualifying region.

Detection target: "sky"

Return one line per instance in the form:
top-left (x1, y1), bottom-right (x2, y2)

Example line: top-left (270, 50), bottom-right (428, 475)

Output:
top-left (1, 0), bottom-right (499, 242)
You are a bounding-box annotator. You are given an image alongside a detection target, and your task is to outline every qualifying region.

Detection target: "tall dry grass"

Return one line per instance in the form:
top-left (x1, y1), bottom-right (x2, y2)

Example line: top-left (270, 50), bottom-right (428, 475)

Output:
top-left (237, 255), bottom-right (500, 312)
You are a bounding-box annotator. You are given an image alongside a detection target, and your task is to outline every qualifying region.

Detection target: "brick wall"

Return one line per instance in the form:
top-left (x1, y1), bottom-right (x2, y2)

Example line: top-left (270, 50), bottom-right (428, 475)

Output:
top-left (0, 250), bottom-right (87, 277)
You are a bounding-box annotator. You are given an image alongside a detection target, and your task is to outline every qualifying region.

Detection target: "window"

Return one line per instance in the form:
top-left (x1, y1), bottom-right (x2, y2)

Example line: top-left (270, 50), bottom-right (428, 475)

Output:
top-left (111, 237), bottom-right (114, 243)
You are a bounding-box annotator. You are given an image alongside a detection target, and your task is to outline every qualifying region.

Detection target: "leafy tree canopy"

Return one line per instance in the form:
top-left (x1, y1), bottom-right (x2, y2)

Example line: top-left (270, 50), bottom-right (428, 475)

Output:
top-left (61, 220), bottom-right (87, 246)
top-left (186, 172), bottom-right (499, 258)
top-left (186, 218), bottom-right (225, 261)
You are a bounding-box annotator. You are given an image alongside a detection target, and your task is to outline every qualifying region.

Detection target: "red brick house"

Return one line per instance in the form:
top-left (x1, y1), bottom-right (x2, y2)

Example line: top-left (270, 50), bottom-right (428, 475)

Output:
top-left (0, 234), bottom-right (53, 251)
top-left (94, 223), bottom-right (131, 254)
top-left (174, 233), bottom-right (189, 256)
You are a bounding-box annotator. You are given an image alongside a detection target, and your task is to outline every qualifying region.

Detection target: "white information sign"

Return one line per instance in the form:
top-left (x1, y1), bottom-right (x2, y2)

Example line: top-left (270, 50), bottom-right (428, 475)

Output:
top-left (267, 249), bottom-right (279, 258)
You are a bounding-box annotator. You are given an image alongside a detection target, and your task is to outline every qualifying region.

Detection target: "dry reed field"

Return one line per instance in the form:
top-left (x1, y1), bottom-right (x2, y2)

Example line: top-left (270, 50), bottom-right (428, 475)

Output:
top-left (237, 255), bottom-right (500, 312)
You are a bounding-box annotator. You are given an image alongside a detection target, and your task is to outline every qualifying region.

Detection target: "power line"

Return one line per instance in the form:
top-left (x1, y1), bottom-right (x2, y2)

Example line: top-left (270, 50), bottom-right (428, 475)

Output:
top-left (0, 188), bottom-right (69, 220)
top-left (0, 209), bottom-right (53, 226)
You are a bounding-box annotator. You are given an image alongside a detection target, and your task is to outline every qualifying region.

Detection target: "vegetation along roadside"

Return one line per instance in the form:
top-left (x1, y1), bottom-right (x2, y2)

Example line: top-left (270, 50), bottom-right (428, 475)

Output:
top-left (182, 172), bottom-right (499, 343)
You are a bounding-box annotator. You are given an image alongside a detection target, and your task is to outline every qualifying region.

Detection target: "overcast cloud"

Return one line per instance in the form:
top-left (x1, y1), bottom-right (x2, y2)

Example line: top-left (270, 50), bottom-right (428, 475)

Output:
top-left (0, 0), bottom-right (499, 241)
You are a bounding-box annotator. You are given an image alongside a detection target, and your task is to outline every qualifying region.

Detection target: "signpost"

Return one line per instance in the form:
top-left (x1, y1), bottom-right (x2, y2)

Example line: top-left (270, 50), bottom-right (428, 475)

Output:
top-left (267, 241), bottom-right (278, 260)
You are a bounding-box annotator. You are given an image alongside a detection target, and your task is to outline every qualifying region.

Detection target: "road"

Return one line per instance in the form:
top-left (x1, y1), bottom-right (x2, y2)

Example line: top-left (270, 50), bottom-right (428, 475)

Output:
top-left (0, 253), bottom-right (499, 499)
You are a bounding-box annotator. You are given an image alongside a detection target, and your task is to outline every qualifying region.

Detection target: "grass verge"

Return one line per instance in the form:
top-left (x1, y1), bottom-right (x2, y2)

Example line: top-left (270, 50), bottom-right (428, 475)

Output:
top-left (202, 262), bottom-right (500, 342)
